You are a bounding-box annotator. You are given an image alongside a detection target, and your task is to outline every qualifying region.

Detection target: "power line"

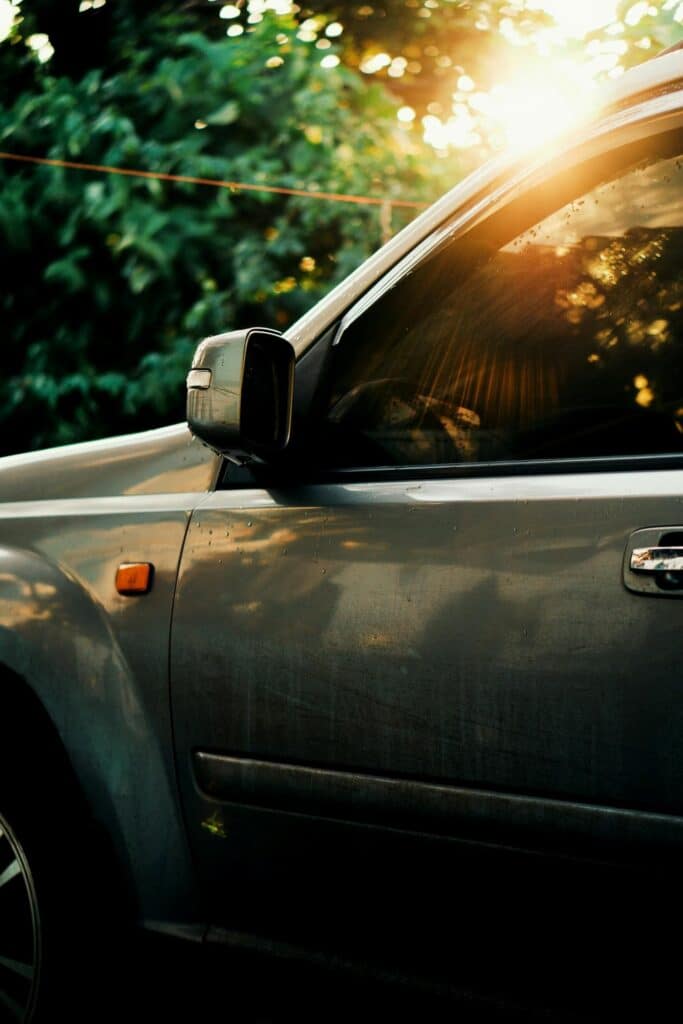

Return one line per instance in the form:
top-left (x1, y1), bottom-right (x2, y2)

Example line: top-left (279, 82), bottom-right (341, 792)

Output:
top-left (0, 150), bottom-right (427, 210)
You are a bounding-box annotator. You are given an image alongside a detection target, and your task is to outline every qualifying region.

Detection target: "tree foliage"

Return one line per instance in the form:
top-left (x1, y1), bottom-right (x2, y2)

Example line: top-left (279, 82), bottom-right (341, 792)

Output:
top-left (0, 3), bottom-right (445, 453)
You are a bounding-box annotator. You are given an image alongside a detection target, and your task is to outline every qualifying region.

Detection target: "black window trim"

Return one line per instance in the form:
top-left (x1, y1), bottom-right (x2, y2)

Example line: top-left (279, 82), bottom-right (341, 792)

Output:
top-left (223, 451), bottom-right (683, 489)
top-left (305, 452), bottom-right (683, 484)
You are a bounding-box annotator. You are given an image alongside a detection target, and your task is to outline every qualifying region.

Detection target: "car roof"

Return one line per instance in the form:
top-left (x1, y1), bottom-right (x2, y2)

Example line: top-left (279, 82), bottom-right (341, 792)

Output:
top-left (287, 46), bottom-right (683, 358)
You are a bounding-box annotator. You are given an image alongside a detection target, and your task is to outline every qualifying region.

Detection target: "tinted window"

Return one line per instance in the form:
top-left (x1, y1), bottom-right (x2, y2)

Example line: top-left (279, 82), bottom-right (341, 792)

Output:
top-left (311, 134), bottom-right (683, 469)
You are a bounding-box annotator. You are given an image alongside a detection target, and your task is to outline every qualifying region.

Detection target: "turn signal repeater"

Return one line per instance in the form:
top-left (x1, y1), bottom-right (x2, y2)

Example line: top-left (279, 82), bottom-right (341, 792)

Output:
top-left (115, 562), bottom-right (154, 596)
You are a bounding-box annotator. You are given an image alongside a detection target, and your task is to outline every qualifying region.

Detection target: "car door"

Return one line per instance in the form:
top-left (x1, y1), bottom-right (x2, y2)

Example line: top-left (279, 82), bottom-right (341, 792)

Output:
top-left (170, 106), bottom-right (683, 971)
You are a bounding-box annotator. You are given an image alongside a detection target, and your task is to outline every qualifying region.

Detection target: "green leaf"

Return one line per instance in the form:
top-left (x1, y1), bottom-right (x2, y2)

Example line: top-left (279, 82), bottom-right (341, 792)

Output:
top-left (205, 100), bottom-right (240, 126)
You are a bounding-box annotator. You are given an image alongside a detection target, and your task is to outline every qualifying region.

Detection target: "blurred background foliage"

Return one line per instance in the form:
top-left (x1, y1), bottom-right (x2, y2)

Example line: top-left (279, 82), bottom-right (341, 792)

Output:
top-left (0, 0), bottom-right (681, 454)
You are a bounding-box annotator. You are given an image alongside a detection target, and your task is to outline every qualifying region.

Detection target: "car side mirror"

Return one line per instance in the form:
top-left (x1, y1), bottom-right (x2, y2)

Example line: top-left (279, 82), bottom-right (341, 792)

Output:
top-left (186, 328), bottom-right (295, 462)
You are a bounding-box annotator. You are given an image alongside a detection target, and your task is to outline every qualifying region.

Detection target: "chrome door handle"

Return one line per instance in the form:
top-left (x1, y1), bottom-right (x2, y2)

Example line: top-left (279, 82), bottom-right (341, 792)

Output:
top-left (624, 529), bottom-right (683, 597)
top-left (630, 547), bottom-right (683, 572)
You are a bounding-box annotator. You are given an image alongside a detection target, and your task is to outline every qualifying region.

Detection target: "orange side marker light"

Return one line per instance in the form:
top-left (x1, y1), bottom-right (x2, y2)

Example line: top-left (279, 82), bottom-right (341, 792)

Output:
top-left (116, 562), bottom-right (154, 596)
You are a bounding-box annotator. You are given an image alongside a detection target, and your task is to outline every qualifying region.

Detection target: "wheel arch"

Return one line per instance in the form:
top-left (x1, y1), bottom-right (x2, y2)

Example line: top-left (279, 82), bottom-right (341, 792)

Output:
top-left (0, 660), bottom-right (83, 803)
top-left (0, 544), bottom-right (201, 929)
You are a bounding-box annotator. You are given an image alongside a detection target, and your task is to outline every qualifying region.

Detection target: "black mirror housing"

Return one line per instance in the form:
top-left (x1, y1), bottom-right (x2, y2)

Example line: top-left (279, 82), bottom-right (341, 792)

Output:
top-left (186, 328), bottom-right (295, 461)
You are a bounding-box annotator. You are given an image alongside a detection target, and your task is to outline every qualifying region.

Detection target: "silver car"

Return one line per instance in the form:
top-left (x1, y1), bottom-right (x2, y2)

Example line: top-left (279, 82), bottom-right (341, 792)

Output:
top-left (1, 45), bottom-right (682, 1021)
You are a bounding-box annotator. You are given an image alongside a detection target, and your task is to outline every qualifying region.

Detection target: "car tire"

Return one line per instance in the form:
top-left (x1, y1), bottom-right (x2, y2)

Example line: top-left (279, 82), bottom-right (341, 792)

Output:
top-left (0, 756), bottom-right (100, 1024)
top-left (0, 804), bottom-right (41, 1023)
top-left (0, 691), bottom-right (126, 1023)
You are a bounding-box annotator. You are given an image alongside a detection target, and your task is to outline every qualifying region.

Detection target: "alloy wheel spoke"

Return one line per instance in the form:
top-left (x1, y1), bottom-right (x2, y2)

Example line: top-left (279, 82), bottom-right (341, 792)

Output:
top-left (0, 816), bottom-right (39, 1024)
top-left (0, 956), bottom-right (33, 982)
top-left (0, 862), bottom-right (20, 892)
top-left (0, 986), bottom-right (24, 1022)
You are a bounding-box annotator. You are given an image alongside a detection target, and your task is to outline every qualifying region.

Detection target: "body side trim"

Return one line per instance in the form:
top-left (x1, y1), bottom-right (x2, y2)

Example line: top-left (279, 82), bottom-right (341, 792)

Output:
top-left (194, 751), bottom-right (683, 863)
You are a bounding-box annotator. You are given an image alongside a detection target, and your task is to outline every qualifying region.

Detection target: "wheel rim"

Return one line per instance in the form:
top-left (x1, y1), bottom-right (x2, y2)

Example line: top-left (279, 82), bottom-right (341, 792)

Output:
top-left (0, 812), bottom-right (40, 1023)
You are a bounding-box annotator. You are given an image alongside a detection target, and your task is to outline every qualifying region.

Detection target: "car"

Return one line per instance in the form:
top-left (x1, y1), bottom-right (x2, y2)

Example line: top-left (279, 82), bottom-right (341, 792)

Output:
top-left (1, 44), bottom-right (682, 1022)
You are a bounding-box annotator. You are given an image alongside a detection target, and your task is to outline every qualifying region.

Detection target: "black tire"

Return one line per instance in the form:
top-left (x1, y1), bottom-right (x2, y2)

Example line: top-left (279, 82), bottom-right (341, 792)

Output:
top-left (0, 806), bottom-right (41, 1023)
top-left (0, 679), bottom-right (130, 1023)
top-left (0, 740), bottom-right (98, 1023)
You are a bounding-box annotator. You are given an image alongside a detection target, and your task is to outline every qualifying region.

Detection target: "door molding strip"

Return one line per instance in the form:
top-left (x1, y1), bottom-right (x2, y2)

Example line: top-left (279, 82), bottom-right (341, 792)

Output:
top-left (193, 751), bottom-right (683, 863)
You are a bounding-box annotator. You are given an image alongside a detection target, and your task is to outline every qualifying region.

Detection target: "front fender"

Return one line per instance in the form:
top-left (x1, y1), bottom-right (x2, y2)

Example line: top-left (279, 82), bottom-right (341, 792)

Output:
top-left (0, 539), bottom-right (199, 929)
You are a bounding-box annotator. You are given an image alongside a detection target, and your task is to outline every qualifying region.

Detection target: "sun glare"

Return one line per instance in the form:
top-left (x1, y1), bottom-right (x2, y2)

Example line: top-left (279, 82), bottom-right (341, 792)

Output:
top-left (531, 0), bottom-right (620, 39)
top-left (420, 69), bottom-right (594, 156)
top-left (408, 0), bottom-right (646, 156)
top-left (483, 76), bottom-right (593, 152)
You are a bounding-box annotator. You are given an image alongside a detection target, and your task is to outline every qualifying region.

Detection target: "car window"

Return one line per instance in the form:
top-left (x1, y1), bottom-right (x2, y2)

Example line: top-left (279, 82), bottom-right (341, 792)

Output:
top-left (304, 131), bottom-right (683, 470)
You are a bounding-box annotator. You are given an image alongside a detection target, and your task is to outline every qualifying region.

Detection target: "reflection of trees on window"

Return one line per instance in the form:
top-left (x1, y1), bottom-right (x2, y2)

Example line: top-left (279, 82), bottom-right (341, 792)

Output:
top-left (554, 226), bottom-right (683, 417)
top-left (321, 144), bottom-right (683, 469)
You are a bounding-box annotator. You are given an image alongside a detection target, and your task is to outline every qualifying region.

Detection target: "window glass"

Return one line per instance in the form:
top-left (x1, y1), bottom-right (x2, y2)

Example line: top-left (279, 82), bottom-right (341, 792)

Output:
top-left (310, 135), bottom-right (683, 469)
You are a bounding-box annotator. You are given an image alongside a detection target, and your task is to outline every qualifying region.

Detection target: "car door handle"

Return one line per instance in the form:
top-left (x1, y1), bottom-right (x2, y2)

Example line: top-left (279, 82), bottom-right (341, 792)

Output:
top-left (630, 547), bottom-right (683, 573)
top-left (624, 529), bottom-right (683, 596)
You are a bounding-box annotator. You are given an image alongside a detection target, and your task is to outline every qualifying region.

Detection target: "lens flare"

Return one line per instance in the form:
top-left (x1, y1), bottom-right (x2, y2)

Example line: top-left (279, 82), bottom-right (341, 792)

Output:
top-left (421, 68), bottom-right (594, 155)
top-left (530, 0), bottom-right (620, 39)
top-left (483, 74), bottom-right (593, 152)
top-left (417, 0), bottom-right (630, 155)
